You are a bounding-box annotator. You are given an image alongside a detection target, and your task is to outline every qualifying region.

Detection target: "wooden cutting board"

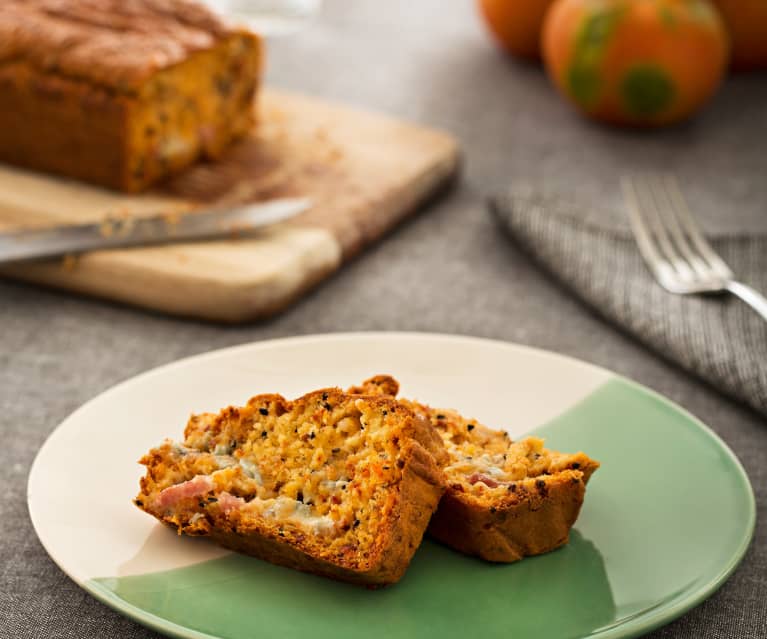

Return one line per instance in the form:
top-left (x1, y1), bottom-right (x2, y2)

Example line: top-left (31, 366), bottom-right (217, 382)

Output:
top-left (0, 89), bottom-right (459, 322)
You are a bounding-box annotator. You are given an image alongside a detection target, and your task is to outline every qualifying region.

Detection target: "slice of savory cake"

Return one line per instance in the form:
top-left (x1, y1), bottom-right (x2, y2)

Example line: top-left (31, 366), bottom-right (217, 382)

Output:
top-left (135, 387), bottom-right (447, 586)
top-left (349, 376), bottom-right (599, 562)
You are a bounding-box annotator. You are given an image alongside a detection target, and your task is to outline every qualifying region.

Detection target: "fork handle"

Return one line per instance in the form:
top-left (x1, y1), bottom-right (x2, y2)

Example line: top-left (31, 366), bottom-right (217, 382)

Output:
top-left (726, 281), bottom-right (767, 322)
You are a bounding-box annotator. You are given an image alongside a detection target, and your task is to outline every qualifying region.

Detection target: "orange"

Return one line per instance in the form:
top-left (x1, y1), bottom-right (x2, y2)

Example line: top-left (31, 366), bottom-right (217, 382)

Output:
top-left (542, 0), bottom-right (730, 126)
top-left (712, 0), bottom-right (767, 69)
top-left (478, 0), bottom-right (557, 59)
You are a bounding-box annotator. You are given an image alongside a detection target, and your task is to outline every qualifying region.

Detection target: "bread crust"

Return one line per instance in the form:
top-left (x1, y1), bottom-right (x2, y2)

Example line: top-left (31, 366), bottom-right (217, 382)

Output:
top-left (0, 0), bottom-right (234, 89)
top-left (136, 387), bottom-right (446, 586)
top-left (428, 470), bottom-right (588, 562)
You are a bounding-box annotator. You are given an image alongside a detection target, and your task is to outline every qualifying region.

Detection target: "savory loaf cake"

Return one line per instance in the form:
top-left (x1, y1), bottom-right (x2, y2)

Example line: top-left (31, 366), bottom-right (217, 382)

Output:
top-left (0, 0), bottom-right (262, 192)
top-left (135, 387), bottom-right (447, 586)
top-left (349, 376), bottom-right (599, 562)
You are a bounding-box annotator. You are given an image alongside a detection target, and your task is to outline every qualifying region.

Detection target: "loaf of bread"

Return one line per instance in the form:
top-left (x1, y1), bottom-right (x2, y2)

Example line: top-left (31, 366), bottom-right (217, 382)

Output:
top-left (0, 0), bottom-right (262, 192)
top-left (349, 376), bottom-right (599, 562)
top-left (135, 387), bottom-right (447, 586)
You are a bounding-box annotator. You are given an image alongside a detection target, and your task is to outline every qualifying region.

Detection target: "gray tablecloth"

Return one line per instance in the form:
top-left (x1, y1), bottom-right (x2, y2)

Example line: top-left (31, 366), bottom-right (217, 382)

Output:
top-left (2, 2), bottom-right (765, 637)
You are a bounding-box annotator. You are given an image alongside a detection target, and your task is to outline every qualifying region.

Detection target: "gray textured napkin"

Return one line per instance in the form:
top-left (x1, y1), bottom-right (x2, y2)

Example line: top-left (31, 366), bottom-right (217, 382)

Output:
top-left (490, 188), bottom-right (767, 418)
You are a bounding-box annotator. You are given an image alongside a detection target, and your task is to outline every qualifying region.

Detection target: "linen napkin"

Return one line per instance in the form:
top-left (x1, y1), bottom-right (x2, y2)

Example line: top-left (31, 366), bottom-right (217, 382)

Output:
top-left (490, 188), bottom-right (767, 418)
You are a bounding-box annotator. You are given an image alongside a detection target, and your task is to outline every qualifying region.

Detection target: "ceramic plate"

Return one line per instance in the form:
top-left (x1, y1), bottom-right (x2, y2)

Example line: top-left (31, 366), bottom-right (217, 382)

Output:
top-left (28, 333), bottom-right (755, 639)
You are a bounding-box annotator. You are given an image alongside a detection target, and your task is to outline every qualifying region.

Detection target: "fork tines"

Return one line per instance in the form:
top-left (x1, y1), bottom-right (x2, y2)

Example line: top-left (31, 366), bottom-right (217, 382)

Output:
top-left (621, 174), bottom-right (733, 294)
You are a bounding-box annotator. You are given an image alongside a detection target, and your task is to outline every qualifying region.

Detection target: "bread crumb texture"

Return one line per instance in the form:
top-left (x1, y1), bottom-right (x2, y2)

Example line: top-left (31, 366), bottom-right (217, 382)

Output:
top-left (349, 375), bottom-right (600, 562)
top-left (136, 386), bottom-right (445, 585)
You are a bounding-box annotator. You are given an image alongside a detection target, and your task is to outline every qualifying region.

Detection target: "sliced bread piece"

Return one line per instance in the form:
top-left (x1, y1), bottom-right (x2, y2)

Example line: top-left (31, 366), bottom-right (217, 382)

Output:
top-left (349, 375), bottom-right (599, 562)
top-left (135, 387), bottom-right (446, 586)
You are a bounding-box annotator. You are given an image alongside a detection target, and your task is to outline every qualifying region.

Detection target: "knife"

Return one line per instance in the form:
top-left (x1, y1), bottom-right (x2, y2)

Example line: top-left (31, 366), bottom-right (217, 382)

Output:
top-left (0, 197), bottom-right (312, 265)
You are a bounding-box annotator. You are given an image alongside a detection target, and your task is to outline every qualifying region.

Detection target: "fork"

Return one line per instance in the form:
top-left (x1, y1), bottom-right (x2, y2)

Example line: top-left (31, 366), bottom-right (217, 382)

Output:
top-left (621, 174), bottom-right (767, 322)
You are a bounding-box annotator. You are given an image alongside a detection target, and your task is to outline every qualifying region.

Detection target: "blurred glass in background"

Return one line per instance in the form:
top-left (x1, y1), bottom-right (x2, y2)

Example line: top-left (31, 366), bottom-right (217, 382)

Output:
top-left (199, 0), bottom-right (322, 34)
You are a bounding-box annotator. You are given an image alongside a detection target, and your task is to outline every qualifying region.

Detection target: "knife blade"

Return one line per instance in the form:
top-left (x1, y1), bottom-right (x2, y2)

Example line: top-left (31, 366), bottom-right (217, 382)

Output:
top-left (0, 197), bottom-right (312, 265)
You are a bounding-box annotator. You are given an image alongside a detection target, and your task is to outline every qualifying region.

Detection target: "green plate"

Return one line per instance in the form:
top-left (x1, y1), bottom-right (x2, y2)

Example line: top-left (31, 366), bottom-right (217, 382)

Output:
top-left (28, 333), bottom-right (755, 639)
